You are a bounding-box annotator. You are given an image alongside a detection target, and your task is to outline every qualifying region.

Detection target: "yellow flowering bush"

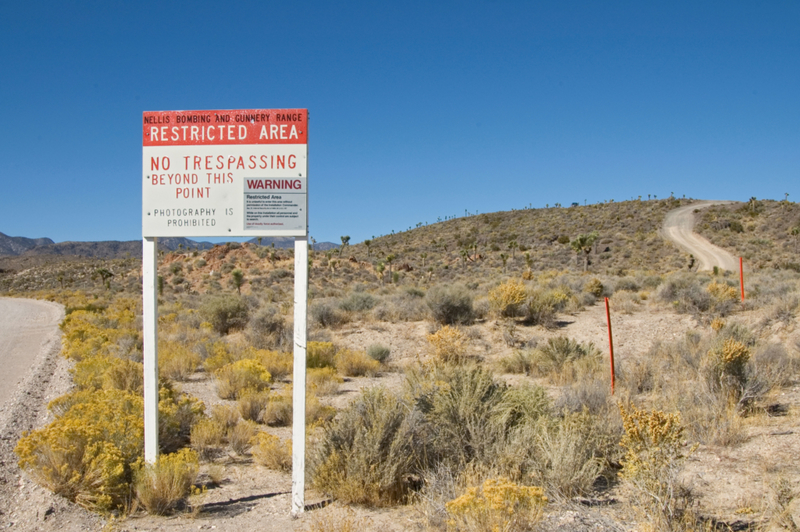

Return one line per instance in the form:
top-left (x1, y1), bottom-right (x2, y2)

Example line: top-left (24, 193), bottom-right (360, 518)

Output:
top-left (134, 448), bottom-right (198, 515)
top-left (214, 358), bottom-right (272, 399)
top-left (445, 477), bottom-right (547, 532)
top-left (488, 279), bottom-right (528, 317)
top-left (427, 325), bottom-right (467, 363)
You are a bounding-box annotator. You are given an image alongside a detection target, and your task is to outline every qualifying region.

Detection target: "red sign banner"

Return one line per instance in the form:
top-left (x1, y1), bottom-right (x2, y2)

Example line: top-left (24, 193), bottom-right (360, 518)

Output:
top-left (143, 109), bottom-right (307, 146)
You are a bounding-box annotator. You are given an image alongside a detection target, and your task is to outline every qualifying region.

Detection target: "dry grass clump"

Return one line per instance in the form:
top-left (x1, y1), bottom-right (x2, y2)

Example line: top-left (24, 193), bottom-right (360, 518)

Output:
top-left (227, 419), bottom-right (259, 455)
top-left (251, 432), bottom-right (292, 471)
top-left (190, 418), bottom-right (226, 460)
top-left (526, 336), bottom-right (602, 384)
top-left (308, 367), bottom-right (343, 395)
top-left (445, 477), bottom-right (546, 532)
top-left (260, 393), bottom-right (293, 426)
top-left (427, 325), bottom-right (468, 363)
top-left (134, 449), bottom-right (199, 515)
top-left (334, 348), bottom-right (380, 376)
top-left (214, 359), bottom-right (272, 400)
top-left (237, 389), bottom-right (271, 422)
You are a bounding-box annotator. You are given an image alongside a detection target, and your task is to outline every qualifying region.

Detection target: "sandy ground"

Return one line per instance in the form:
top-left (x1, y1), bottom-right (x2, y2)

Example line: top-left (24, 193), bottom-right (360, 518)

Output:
top-left (661, 201), bottom-right (740, 272)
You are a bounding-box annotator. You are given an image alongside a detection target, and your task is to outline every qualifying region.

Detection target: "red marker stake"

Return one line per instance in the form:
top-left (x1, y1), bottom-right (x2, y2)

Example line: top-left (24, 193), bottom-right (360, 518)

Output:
top-left (605, 297), bottom-right (615, 395)
top-left (739, 257), bottom-right (745, 303)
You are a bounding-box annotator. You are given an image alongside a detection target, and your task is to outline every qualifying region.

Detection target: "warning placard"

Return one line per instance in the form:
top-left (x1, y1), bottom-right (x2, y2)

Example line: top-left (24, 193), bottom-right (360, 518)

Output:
top-left (142, 109), bottom-right (308, 237)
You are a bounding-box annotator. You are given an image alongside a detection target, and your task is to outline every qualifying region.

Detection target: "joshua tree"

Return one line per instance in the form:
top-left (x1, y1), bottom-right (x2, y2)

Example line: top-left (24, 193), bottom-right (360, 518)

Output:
top-left (500, 253), bottom-right (509, 273)
top-left (340, 235), bottom-right (350, 256)
top-left (364, 239), bottom-right (372, 257)
top-left (420, 252), bottom-right (427, 268)
top-left (570, 232), bottom-right (599, 272)
top-left (257, 237), bottom-right (262, 246)
top-left (231, 269), bottom-right (244, 294)
top-left (385, 254), bottom-right (396, 277)
top-left (376, 261), bottom-right (386, 284)
top-left (791, 226), bottom-right (800, 253)
top-left (507, 240), bottom-right (518, 259)
top-left (95, 268), bottom-right (114, 290)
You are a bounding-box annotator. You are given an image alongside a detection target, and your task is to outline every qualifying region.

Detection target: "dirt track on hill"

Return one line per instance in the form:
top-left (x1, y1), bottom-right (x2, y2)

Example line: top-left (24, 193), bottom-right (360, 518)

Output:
top-left (661, 201), bottom-right (739, 272)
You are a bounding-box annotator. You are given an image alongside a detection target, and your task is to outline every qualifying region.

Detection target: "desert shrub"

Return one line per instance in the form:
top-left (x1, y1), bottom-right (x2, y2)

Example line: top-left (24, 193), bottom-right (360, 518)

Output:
top-left (584, 278), bottom-right (604, 298)
top-left (190, 418), bottom-right (226, 460)
top-left (372, 291), bottom-right (429, 322)
top-left (497, 350), bottom-right (535, 375)
top-left (525, 411), bottom-right (609, 497)
top-left (527, 336), bottom-right (601, 384)
top-left (411, 365), bottom-right (507, 467)
top-left (704, 338), bottom-right (750, 396)
top-left (308, 367), bottom-right (343, 395)
top-left (426, 284), bottom-right (474, 325)
top-left (200, 340), bottom-right (237, 373)
top-left (237, 389), bottom-right (270, 422)
top-left (252, 432), bottom-right (292, 471)
top-left (445, 477), bottom-right (546, 532)
top-left (339, 291), bottom-right (379, 312)
top-left (367, 343), bottom-right (391, 363)
top-left (427, 325), bottom-right (468, 363)
top-left (311, 387), bottom-right (423, 505)
top-left (214, 359), bottom-right (272, 400)
top-left (134, 449), bottom-right (198, 515)
top-left (246, 305), bottom-right (291, 351)
top-left (310, 299), bottom-right (349, 328)
top-left (619, 405), bottom-right (692, 529)
top-left (611, 290), bottom-right (643, 314)
top-left (15, 389), bottom-right (145, 512)
top-left (523, 287), bottom-right (575, 327)
top-left (200, 295), bottom-right (249, 335)
top-left (707, 280), bottom-right (738, 302)
top-left (261, 394), bottom-right (293, 427)
top-left (747, 343), bottom-right (797, 392)
top-left (104, 357), bottom-right (144, 393)
top-left (334, 348), bottom-right (380, 377)
top-left (615, 277), bottom-right (640, 292)
top-left (307, 341), bottom-right (337, 368)
top-left (228, 419), bottom-right (259, 455)
top-left (158, 340), bottom-right (201, 381)
top-left (209, 404), bottom-right (239, 431)
top-left (72, 354), bottom-right (143, 394)
top-left (488, 279), bottom-right (527, 318)
top-left (657, 273), bottom-right (713, 314)
top-left (252, 349), bottom-right (293, 380)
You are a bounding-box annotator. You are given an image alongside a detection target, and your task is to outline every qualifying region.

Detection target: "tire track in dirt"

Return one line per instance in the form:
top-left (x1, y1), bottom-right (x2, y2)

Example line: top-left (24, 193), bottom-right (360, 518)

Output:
top-left (661, 201), bottom-right (740, 272)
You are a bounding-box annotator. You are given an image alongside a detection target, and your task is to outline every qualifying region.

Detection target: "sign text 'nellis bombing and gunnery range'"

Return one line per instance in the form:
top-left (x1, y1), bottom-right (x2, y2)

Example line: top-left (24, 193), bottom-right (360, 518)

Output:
top-left (142, 109), bottom-right (308, 237)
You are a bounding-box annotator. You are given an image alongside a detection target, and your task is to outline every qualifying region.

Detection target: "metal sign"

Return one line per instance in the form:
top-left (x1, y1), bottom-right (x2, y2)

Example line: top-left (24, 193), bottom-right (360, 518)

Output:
top-left (141, 108), bottom-right (310, 516)
top-left (142, 109), bottom-right (308, 237)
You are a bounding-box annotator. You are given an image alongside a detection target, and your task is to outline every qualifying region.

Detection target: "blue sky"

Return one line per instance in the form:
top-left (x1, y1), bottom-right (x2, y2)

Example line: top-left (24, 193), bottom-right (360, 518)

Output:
top-left (1, 1), bottom-right (798, 245)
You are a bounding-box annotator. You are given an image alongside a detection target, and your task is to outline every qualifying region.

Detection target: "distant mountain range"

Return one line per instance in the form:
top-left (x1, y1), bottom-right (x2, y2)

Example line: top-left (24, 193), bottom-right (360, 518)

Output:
top-left (0, 232), bottom-right (337, 259)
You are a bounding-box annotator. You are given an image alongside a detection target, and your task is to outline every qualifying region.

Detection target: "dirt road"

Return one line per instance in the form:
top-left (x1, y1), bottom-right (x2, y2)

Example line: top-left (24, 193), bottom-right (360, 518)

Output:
top-left (0, 298), bottom-right (64, 407)
top-left (661, 201), bottom-right (739, 272)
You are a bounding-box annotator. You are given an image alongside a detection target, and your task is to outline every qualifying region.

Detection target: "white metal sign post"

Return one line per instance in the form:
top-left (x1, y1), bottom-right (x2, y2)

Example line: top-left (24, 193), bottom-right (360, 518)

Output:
top-left (142, 109), bottom-right (309, 515)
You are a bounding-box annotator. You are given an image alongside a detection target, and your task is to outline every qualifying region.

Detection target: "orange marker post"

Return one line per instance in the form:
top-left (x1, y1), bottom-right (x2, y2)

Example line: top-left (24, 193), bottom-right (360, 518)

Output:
top-left (604, 297), bottom-right (615, 395)
top-left (739, 257), bottom-right (745, 303)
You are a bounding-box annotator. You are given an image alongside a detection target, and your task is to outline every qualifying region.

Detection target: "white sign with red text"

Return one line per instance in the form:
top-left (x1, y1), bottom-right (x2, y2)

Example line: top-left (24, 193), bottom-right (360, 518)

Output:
top-left (142, 109), bottom-right (308, 237)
